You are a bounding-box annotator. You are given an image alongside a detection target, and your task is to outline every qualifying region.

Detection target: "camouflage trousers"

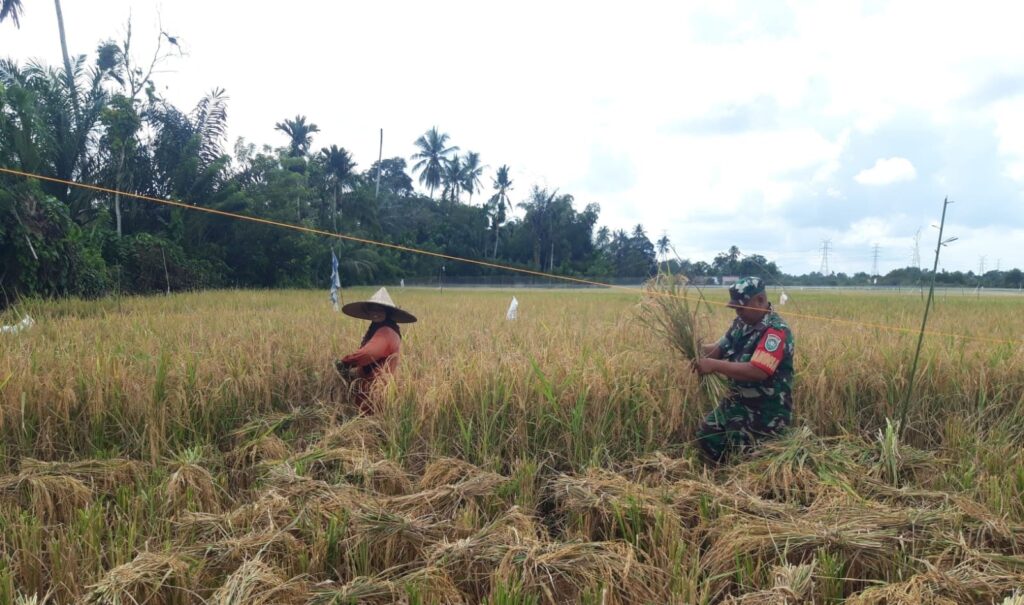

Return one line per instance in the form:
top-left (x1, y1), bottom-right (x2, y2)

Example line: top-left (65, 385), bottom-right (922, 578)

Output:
top-left (696, 393), bottom-right (791, 463)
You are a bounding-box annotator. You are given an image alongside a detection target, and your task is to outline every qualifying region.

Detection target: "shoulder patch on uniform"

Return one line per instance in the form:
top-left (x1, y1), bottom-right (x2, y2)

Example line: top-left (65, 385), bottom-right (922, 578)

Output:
top-left (764, 333), bottom-right (782, 353)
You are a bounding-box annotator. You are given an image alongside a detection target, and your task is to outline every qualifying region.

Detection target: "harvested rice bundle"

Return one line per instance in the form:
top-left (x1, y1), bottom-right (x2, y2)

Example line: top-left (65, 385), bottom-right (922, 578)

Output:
top-left (636, 274), bottom-right (727, 405)
top-left (164, 449), bottom-right (224, 513)
top-left (18, 457), bottom-right (146, 492)
top-left (700, 504), bottom-right (910, 599)
top-left (616, 452), bottom-right (698, 486)
top-left (387, 459), bottom-right (510, 521)
top-left (846, 556), bottom-right (1024, 605)
top-left (547, 469), bottom-right (684, 551)
top-left (317, 416), bottom-right (386, 452)
top-left (290, 447), bottom-right (412, 496)
top-left (493, 540), bottom-right (668, 605)
top-left (209, 558), bottom-right (306, 605)
top-left (669, 477), bottom-right (796, 528)
top-left (84, 552), bottom-right (191, 605)
top-left (308, 567), bottom-right (465, 605)
top-left (723, 561), bottom-right (816, 604)
top-left (428, 508), bottom-right (546, 600)
top-left (729, 427), bottom-right (867, 505)
top-left (0, 469), bottom-right (92, 523)
top-left (193, 530), bottom-right (306, 579)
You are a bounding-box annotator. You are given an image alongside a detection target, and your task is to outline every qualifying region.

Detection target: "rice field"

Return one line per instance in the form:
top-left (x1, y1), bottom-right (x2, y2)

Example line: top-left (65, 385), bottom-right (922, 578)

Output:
top-left (0, 287), bottom-right (1023, 604)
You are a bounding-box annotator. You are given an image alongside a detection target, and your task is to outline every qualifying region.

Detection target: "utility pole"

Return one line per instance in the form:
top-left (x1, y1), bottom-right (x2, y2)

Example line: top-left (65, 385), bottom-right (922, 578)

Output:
top-left (872, 243), bottom-right (881, 282)
top-left (819, 239), bottom-right (831, 275)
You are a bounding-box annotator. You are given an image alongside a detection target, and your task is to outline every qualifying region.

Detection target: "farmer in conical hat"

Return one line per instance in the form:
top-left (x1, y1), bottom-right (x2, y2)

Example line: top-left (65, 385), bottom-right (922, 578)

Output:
top-left (692, 276), bottom-right (795, 463)
top-left (336, 287), bottom-right (416, 414)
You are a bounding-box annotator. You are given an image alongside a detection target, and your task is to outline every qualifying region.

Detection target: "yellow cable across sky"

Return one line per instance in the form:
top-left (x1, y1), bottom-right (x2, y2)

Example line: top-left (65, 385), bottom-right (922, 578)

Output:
top-left (2, 165), bottom-right (1021, 346)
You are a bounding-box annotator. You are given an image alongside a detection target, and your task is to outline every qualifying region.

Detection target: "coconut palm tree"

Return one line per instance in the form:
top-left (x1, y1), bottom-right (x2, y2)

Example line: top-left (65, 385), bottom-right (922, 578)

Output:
top-left (1, 0), bottom-right (23, 27)
top-left (274, 115), bottom-right (320, 157)
top-left (411, 126), bottom-right (458, 199)
top-left (320, 145), bottom-right (356, 231)
top-left (488, 164), bottom-right (513, 257)
top-left (461, 151), bottom-right (485, 204)
top-left (441, 155), bottom-right (467, 203)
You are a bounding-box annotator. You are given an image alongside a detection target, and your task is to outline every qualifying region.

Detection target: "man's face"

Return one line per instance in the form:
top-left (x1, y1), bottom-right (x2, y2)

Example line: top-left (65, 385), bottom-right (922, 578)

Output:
top-left (731, 293), bottom-right (769, 325)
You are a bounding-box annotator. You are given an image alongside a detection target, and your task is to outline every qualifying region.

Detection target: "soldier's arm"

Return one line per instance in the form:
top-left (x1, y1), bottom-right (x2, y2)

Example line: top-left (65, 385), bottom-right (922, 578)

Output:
top-left (697, 359), bottom-right (769, 382)
top-left (700, 343), bottom-right (723, 359)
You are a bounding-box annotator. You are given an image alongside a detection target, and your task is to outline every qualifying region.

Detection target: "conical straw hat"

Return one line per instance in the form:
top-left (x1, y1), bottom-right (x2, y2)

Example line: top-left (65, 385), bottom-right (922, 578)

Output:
top-left (342, 287), bottom-right (417, 323)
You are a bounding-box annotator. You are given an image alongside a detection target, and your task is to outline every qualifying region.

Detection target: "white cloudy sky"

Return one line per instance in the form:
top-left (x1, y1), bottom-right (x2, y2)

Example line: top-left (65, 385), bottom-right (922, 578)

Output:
top-left (5, 0), bottom-right (1024, 274)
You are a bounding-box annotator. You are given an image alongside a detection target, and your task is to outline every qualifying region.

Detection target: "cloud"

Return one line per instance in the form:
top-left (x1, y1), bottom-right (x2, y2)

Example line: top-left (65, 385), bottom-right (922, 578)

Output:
top-left (854, 157), bottom-right (917, 186)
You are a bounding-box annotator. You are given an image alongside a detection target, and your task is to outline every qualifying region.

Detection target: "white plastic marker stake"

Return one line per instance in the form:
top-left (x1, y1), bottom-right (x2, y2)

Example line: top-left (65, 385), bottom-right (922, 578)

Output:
top-left (400, 278), bottom-right (405, 289)
top-left (779, 291), bottom-right (789, 306)
top-left (506, 296), bottom-right (519, 320)
top-left (1, 315), bottom-right (34, 335)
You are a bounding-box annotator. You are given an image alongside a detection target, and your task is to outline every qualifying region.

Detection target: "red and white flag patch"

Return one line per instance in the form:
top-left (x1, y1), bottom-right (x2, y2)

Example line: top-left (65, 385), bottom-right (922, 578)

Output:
top-left (750, 329), bottom-right (786, 375)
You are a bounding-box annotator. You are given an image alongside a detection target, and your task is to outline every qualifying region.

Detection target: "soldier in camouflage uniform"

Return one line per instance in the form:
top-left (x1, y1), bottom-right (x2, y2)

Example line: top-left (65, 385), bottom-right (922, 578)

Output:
top-left (692, 277), bottom-right (795, 463)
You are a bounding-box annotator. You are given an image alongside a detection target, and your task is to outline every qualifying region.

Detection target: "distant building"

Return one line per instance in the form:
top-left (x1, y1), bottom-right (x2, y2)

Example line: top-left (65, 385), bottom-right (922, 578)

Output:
top-left (722, 275), bottom-right (740, 286)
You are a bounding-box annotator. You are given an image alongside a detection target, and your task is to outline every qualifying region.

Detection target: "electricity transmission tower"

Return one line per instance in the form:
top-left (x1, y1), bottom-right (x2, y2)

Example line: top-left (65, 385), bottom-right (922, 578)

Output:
top-left (819, 239), bottom-right (831, 274)
top-left (872, 243), bottom-right (881, 279)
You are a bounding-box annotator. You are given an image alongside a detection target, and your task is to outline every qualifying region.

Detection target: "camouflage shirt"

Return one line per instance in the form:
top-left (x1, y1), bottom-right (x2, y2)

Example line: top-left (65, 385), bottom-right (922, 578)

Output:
top-left (716, 307), bottom-right (795, 403)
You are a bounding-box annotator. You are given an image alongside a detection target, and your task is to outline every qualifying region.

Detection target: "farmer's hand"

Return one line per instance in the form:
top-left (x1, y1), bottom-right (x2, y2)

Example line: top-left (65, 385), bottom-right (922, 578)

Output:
top-left (692, 358), bottom-right (716, 376)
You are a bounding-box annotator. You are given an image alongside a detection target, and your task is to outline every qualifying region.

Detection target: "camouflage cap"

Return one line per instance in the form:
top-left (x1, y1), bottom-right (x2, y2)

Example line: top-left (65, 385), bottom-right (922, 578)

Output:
top-left (727, 276), bottom-right (766, 307)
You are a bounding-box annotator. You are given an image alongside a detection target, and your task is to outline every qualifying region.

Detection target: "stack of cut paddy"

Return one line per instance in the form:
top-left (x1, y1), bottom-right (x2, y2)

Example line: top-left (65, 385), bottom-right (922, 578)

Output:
top-left (638, 272), bottom-right (727, 405)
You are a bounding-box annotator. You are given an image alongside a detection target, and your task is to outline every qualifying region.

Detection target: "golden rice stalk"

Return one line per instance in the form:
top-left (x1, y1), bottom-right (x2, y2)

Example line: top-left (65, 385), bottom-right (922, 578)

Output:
top-left (84, 552), bottom-right (191, 605)
top-left (209, 559), bottom-right (306, 605)
top-left (636, 275), bottom-right (727, 405)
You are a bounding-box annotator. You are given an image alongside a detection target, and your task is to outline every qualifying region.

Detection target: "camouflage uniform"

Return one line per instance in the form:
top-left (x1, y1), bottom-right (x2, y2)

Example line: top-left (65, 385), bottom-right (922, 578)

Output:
top-left (696, 277), bottom-right (795, 463)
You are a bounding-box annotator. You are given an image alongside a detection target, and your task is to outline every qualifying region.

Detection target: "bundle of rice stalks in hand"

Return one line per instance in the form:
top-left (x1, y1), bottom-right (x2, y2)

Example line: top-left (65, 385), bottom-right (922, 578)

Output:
top-left (637, 273), bottom-right (726, 405)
